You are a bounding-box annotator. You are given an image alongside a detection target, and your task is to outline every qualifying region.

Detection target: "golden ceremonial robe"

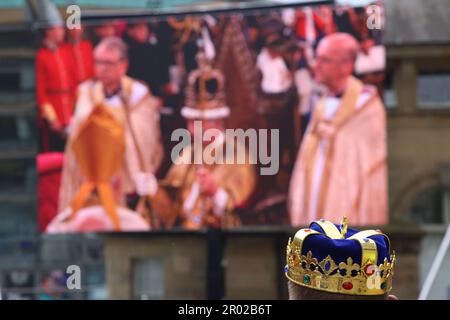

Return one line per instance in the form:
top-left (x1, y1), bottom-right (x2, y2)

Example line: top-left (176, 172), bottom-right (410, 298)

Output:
top-left (153, 134), bottom-right (256, 229)
top-left (58, 76), bottom-right (163, 212)
top-left (288, 76), bottom-right (388, 226)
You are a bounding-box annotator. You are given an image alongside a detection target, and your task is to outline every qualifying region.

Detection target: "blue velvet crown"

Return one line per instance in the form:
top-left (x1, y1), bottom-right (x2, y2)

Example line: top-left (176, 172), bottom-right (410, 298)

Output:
top-left (285, 217), bottom-right (395, 295)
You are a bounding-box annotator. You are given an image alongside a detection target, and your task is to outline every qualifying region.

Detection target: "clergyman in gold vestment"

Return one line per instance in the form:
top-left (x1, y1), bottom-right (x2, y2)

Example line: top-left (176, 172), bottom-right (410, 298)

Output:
top-left (151, 53), bottom-right (256, 229)
top-left (58, 37), bottom-right (163, 216)
top-left (288, 33), bottom-right (388, 226)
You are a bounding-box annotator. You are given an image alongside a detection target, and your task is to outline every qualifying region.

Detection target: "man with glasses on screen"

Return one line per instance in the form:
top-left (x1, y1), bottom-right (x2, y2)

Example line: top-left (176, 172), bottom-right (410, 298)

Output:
top-left (54, 36), bottom-right (163, 231)
top-left (288, 33), bottom-right (388, 227)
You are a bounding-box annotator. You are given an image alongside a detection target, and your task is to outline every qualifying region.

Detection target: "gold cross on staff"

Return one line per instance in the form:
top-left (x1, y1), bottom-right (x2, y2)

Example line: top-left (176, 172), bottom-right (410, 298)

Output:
top-left (167, 16), bottom-right (202, 46)
top-left (340, 216), bottom-right (348, 238)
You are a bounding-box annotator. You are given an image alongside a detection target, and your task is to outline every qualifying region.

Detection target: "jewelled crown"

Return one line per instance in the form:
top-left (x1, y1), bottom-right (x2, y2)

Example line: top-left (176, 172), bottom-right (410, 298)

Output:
top-left (285, 217), bottom-right (396, 296)
top-left (182, 51), bottom-right (229, 120)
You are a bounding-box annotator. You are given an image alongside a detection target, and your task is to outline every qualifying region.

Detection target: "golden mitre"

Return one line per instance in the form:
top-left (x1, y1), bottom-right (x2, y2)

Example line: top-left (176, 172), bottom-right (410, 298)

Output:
top-left (71, 104), bottom-right (125, 182)
top-left (69, 104), bottom-right (125, 230)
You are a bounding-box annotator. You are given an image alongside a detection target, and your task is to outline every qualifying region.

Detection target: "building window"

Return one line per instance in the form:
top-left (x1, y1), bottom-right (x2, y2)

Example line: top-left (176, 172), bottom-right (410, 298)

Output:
top-left (417, 72), bottom-right (450, 109)
top-left (383, 71), bottom-right (397, 108)
top-left (408, 186), bottom-right (450, 226)
top-left (0, 59), bottom-right (34, 104)
top-left (133, 258), bottom-right (164, 300)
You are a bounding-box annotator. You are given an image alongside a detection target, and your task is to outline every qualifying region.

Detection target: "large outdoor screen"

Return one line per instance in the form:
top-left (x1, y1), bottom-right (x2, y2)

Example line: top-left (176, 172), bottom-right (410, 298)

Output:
top-left (35, 1), bottom-right (387, 233)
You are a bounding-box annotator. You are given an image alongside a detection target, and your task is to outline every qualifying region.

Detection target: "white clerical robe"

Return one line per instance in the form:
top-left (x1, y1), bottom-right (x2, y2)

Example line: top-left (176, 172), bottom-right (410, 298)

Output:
top-left (288, 76), bottom-right (388, 226)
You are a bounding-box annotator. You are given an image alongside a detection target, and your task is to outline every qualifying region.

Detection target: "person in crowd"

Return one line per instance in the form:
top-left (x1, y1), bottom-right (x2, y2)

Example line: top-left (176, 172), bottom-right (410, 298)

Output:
top-left (64, 24), bottom-right (95, 85)
top-left (124, 21), bottom-right (171, 100)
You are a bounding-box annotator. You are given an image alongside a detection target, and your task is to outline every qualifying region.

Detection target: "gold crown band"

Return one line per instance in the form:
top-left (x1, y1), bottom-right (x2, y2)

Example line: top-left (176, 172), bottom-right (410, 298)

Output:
top-left (316, 220), bottom-right (342, 239)
top-left (348, 230), bottom-right (380, 268)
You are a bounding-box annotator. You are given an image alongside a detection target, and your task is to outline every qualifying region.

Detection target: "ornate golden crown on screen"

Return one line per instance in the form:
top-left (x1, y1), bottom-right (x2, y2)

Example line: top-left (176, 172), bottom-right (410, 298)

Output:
top-left (285, 218), bottom-right (396, 296)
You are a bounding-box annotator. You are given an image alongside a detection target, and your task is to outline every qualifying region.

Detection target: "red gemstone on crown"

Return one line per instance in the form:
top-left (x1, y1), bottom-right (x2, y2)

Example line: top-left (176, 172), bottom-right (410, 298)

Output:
top-left (342, 282), bottom-right (353, 290)
top-left (364, 265), bottom-right (375, 276)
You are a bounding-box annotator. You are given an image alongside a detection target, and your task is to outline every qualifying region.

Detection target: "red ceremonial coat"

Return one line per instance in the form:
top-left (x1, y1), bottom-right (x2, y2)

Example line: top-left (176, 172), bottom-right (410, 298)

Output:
top-left (36, 44), bottom-right (76, 127)
top-left (63, 40), bottom-right (94, 84)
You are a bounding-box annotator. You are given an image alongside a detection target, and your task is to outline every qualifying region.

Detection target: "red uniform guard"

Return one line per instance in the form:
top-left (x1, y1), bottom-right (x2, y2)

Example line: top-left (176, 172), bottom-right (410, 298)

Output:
top-left (35, 2), bottom-right (76, 151)
top-left (64, 26), bottom-right (94, 84)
